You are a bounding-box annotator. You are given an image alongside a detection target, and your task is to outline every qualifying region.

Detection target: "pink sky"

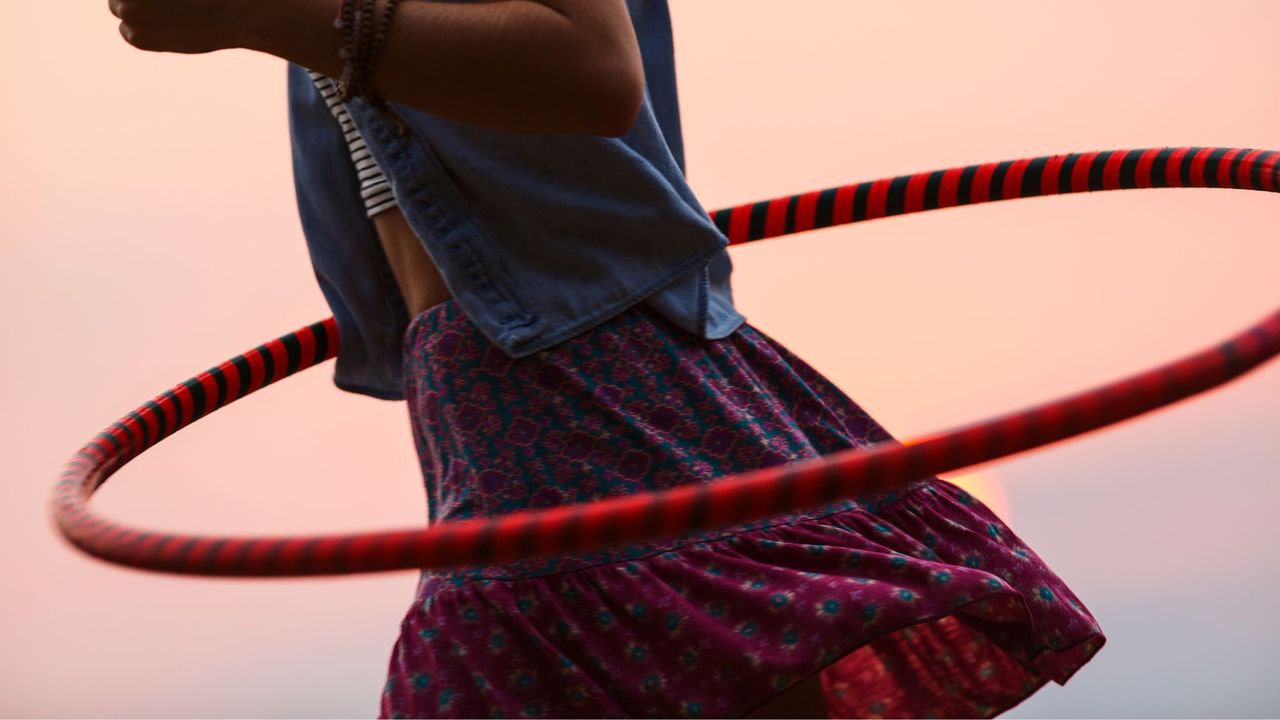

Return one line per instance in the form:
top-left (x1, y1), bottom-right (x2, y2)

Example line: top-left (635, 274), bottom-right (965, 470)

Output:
top-left (3, 1), bottom-right (1279, 716)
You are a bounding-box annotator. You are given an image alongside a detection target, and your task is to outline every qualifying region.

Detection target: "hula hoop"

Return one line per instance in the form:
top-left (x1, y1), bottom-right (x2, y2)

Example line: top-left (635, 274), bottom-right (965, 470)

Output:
top-left (51, 146), bottom-right (1280, 577)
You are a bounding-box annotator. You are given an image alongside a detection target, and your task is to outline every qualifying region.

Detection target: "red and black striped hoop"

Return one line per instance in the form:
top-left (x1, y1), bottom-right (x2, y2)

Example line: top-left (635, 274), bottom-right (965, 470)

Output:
top-left (51, 147), bottom-right (1280, 577)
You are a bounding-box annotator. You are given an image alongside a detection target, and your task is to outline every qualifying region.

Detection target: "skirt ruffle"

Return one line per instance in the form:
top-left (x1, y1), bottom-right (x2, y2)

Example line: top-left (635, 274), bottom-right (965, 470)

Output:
top-left (381, 478), bottom-right (1104, 719)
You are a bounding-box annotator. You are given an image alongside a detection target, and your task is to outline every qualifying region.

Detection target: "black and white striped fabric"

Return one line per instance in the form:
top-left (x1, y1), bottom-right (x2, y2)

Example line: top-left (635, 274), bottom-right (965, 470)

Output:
top-left (307, 70), bottom-right (399, 217)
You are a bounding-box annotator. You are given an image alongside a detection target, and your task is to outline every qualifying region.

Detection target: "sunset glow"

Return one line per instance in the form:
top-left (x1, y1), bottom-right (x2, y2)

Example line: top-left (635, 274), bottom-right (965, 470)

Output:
top-left (7, 1), bottom-right (1279, 716)
top-left (898, 437), bottom-right (1012, 522)
top-left (941, 470), bottom-right (1012, 524)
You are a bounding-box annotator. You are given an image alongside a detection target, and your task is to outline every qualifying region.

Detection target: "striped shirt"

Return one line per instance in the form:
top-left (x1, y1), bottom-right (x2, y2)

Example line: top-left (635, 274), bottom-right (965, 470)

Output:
top-left (307, 70), bottom-right (399, 217)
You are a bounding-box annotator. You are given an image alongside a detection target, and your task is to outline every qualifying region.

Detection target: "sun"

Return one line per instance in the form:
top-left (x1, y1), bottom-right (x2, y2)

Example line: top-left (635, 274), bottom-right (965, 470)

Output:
top-left (940, 470), bottom-right (1012, 523)
top-left (898, 437), bottom-right (1012, 523)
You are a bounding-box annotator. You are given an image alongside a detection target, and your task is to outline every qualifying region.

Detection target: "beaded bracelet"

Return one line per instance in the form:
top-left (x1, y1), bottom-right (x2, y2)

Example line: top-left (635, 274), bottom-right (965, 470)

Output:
top-left (354, 0), bottom-right (376, 96)
top-left (333, 0), bottom-right (408, 135)
top-left (344, 0), bottom-right (374, 101)
top-left (366, 0), bottom-right (401, 97)
top-left (333, 0), bottom-right (358, 101)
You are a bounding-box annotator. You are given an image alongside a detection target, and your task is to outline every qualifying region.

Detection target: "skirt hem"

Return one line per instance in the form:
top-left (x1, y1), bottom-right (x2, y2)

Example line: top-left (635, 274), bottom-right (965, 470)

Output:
top-left (383, 479), bottom-right (1106, 719)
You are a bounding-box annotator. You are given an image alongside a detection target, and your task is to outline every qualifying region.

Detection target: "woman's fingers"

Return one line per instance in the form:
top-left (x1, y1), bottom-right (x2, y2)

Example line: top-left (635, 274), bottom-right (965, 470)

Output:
top-left (107, 0), bottom-right (237, 54)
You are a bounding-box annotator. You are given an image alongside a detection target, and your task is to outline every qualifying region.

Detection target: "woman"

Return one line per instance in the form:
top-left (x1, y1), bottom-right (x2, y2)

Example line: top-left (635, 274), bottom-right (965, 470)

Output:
top-left (111, 0), bottom-right (1106, 716)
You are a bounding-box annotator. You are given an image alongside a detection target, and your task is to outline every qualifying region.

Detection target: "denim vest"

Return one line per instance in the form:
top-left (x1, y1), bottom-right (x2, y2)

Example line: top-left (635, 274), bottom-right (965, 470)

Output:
top-left (287, 0), bottom-right (745, 400)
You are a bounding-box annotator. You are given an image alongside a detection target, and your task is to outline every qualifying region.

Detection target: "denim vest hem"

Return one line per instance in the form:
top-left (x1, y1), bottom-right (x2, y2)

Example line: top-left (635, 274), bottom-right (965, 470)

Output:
top-left (498, 238), bottom-right (731, 358)
top-left (287, 0), bottom-right (746, 401)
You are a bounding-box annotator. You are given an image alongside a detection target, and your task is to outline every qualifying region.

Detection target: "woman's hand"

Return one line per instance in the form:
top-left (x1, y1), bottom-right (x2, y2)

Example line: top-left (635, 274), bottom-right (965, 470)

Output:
top-left (108, 0), bottom-right (247, 54)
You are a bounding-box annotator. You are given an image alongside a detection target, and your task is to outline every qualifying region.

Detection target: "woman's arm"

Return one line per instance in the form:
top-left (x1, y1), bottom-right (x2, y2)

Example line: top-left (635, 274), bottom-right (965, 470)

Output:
top-left (244, 0), bottom-right (645, 136)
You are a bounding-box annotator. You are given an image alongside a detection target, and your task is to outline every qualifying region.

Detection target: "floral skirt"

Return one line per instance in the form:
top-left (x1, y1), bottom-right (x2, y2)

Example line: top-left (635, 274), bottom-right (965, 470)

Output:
top-left (381, 297), bottom-right (1105, 719)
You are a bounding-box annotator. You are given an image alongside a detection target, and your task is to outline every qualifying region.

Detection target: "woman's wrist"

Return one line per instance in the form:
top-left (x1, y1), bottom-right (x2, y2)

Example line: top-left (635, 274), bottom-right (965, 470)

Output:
top-left (238, 0), bottom-right (348, 79)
